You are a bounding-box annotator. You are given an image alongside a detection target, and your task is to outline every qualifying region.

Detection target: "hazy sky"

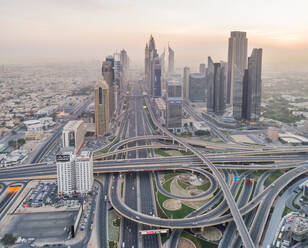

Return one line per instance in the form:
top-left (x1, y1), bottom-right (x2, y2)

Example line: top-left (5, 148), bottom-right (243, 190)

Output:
top-left (1, 0), bottom-right (308, 71)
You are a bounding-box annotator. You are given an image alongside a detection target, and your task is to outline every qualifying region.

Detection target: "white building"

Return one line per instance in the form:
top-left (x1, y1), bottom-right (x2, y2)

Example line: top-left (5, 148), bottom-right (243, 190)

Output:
top-left (62, 120), bottom-right (86, 154)
top-left (75, 151), bottom-right (93, 194)
top-left (56, 150), bottom-right (93, 195)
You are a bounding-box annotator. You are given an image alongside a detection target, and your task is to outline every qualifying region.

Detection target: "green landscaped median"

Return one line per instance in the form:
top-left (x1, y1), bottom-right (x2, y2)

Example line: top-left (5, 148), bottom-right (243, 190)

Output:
top-left (155, 149), bottom-right (171, 157)
top-left (157, 191), bottom-right (194, 219)
top-left (264, 170), bottom-right (283, 187)
top-left (181, 231), bottom-right (218, 248)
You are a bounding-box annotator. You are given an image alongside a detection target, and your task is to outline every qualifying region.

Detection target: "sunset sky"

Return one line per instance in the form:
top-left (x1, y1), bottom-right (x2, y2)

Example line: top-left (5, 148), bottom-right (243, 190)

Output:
top-left (1, 0), bottom-right (308, 71)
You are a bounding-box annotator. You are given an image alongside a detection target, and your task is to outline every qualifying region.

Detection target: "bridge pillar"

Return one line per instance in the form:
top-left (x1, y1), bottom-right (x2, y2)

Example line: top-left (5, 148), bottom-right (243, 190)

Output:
top-left (172, 139), bottom-right (174, 145)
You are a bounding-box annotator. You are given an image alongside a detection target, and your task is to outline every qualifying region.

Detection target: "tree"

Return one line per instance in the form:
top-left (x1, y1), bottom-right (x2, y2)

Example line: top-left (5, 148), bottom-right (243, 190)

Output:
top-left (8, 140), bottom-right (17, 149)
top-left (11, 130), bottom-right (16, 135)
top-left (17, 138), bottom-right (26, 147)
top-left (1, 233), bottom-right (17, 246)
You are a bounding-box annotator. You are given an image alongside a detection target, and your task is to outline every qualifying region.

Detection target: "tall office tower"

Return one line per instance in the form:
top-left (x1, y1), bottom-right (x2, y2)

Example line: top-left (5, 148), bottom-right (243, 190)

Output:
top-left (227, 31), bottom-right (248, 104)
top-left (189, 73), bottom-right (206, 102)
top-left (120, 49), bottom-right (129, 88)
top-left (145, 35), bottom-right (159, 96)
top-left (183, 67), bottom-right (190, 100)
top-left (95, 79), bottom-right (109, 136)
top-left (241, 69), bottom-right (249, 120)
top-left (168, 44), bottom-right (175, 75)
top-left (220, 61), bottom-right (228, 102)
top-left (75, 151), bottom-right (93, 194)
top-left (246, 48), bottom-right (263, 121)
top-left (207, 57), bottom-right (226, 114)
top-left (102, 56), bottom-right (115, 120)
top-left (200, 63), bottom-right (206, 75)
top-left (159, 50), bottom-right (166, 89)
top-left (56, 152), bottom-right (75, 195)
top-left (233, 67), bottom-right (245, 120)
top-left (145, 43), bottom-right (150, 91)
top-left (153, 57), bottom-right (162, 97)
top-left (166, 80), bottom-right (182, 133)
top-left (62, 120), bottom-right (86, 154)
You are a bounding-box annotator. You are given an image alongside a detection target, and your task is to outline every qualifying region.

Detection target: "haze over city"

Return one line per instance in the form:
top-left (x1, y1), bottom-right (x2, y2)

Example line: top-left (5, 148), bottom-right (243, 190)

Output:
top-left (1, 0), bottom-right (308, 71)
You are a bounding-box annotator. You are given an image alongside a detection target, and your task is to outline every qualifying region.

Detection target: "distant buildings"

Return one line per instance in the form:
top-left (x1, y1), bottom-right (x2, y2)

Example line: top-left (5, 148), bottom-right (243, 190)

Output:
top-left (189, 73), bottom-right (206, 102)
top-left (62, 120), bottom-right (86, 154)
top-left (94, 79), bottom-right (109, 136)
top-left (207, 57), bottom-right (226, 115)
top-left (56, 150), bottom-right (93, 195)
top-left (166, 80), bottom-right (182, 133)
top-left (168, 44), bottom-right (175, 76)
top-left (199, 63), bottom-right (206, 75)
top-left (153, 57), bottom-right (162, 97)
top-left (183, 67), bottom-right (190, 101)
top-left (227, 31), bottom-right (248, 104)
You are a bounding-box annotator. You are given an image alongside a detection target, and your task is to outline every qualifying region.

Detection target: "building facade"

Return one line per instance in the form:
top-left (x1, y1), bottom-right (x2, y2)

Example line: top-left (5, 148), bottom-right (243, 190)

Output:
top-left (207, 57), bottom-right (226, 114)
top-left (153, 57), bottom-right (162, 97)
top-left (199, 63), bottom-right (206, 75)
top-left (227, 31), bottom-right (248, 104)
top-left (189, 73), bottom-right (206, 102)
top-left (166, 80), bottom-right (182, 133)
top-left (183, 67), bottom-right (190, 100)
top-left (168, 45), bottom-right (175, 76)
top-left (75, 151), bottom-right (93, 194)
top-left (102, 56), bottom-right (115, 120)
top-left (94, 79), bottom-right (109, 136)
top-left (62, 120), bottom-right (86, 154)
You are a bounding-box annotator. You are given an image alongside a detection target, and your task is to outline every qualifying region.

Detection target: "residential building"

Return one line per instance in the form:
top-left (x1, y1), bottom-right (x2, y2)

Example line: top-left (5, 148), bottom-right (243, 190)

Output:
top-left (227, 31), bottom-right (248, 104)
top-left (56, 151), bottom-right (75, 195)
top-left (94, 79), bottom-right (109, 136)
top-left (75, 151), bottom-right (93, 194)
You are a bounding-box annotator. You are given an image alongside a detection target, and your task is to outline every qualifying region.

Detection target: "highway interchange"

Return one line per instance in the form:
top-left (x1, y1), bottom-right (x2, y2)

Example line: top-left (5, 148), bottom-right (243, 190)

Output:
top-left (0, 86), bottom-right (308, 248)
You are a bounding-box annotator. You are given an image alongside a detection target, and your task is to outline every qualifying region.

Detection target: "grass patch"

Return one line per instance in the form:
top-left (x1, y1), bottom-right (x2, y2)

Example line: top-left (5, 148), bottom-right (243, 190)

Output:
top-left (157, 191), bottom-right (194, 219)
top-left (177, 179), bottom-right (190, 190)
top-left (180, 150), bottom-right (194, 156)
top-left (292, 192), bottom-right (302, 209)
top-left (264, 170), bottom-right (283, 187)
top-left (162, 178), bottom-right (174, 192)
top-left (251, 170), bottom-right (265, 179)
top-left (182, 231), bottom-right (218, 248)
top-left (197, 181), bottom-right (211, 191)
top-left (282, 206), bottom-right (293, 216)
top-left (163, 172), bottom-right (179, 182)
top-left (121, 181), bottom-right (124, 198)
top-left (144, 106), bottom-right (157, 130)
top-left (155, 149), bottom-right (171, 157)
top-left (100, 138), bottom-right (120, 154)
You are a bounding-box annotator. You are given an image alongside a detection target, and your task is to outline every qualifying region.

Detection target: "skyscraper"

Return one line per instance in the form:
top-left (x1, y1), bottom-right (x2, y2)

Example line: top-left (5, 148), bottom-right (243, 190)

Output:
top-left (189, 73), bottom-right (206, 102)
top-left (153, 57), bottom-right (162, 97)
top-left (245, 48), bottom-right (263, 121)
top-left (207, 57), bottom-right (226, 114)
top-left (145, 35), bottom-right (159, 96)
top-left (94, 79), bottom-right (109, 136)
top-left (227, 31), bottom-right (248, 104)
top-left (102, 57), bottom-right (115, 120)
top-left (234, 48), bottom-right (263, 121)
top-left (183, 67), bottom-right (190, 100)
top-left (120, 49), bottom-right (129, 88)
top-left (168, 44), bottom-right (175, 75)
top-left (166, 80), bottom-right (182, 133)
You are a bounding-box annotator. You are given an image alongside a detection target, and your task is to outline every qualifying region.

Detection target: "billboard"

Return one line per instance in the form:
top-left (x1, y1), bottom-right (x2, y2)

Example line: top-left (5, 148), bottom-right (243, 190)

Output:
top-left (56, 154), bottom-right (70, 162)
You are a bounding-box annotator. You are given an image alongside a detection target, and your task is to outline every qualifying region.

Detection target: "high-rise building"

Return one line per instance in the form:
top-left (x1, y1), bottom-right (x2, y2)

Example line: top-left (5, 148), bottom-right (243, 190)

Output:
top-left (159, 50), bottom-right (166, 90)
top-left (227, 31), bottom-right (248, 104)
top-left (56, 150), bottom-right (93, 195)
top-left (199, 63), bottom-right (206, 75)
top-left (62, 120), bottom-right (86, 154)
top-left (145, 43), bottom-right (150, 91)
top-left (166, 80), bottom-right (182, 133)
top-left (189, 73), bottom-right (206, 102)
top-left (102, 57), bottom-right (115, 120)
top-left (168, 44), bottom-right (175, 75)
top-left (245, 48), bottom-right (263, 121)
top-left (56, 151), bottom-right (75, 195)
top-left (145, 35), bottom-right (159, 96)
top-left (207, 57), bottom-right (225, 114)
top-left (234, 48), bottom-right (263, 121)
top-left (232, 66), bottom-right (245, 120)
top-left (75, 151), bottom-right (93, 194)
top-left (153, 57), bottom-right (162, 97)
top-left (94, 79), bottom-right (109, 135)
top-left (183, 67), bottom-right (190, 100)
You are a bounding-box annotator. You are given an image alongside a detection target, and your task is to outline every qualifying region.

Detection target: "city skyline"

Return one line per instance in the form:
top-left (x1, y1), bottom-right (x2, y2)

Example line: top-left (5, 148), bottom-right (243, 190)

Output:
top-left (1, 0), bottom-right (308, 72)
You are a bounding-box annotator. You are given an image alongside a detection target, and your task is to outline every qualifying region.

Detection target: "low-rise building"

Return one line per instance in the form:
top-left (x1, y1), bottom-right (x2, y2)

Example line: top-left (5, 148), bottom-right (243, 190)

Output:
top-left (62, 120), bottom-right (86, 154)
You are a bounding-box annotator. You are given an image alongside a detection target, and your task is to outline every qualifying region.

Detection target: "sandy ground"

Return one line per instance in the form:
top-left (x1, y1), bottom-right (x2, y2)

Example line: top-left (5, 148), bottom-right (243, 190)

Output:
top-left (199, 227), bottom-right (222, 241)
top-left (170, 178), bottom-right (208, 209)
top-left (178, 237), bottom-right (196, 248)
top-left (231, 134), bottom-right (256, 144)
top-left (166, 150), bottom-right (183, 156)
top-left (163, 199), bottom-right (182, 211)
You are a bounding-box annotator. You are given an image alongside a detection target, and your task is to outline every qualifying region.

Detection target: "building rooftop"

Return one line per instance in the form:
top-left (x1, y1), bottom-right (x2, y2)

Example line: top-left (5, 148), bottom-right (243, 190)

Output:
top-left (63, 120), bottom-right (84, 132)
